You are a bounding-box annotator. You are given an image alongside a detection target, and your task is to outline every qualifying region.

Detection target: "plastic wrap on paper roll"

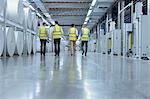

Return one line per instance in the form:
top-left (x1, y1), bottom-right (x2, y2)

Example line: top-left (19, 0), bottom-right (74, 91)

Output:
top-left (6, 0), bottom-right (24, 24)
top-left (36, 37), bottom-right (41, 52)
top-left (31, 12), bottom-right (38, 31)
top-left (6, 27), bottom-right (15, 56)
top-left (24, 8), bottom-right (32, 29)
top-left (0, 0), bottom-right (5, 15)
top-left (26, 32), bottom-right (32, 54)
top-left (14, 31), bottom-right (24, 55)
top-left (32, 35), bottom-right (37, 54)
top-left (0, 26), bottom-right (4, 56)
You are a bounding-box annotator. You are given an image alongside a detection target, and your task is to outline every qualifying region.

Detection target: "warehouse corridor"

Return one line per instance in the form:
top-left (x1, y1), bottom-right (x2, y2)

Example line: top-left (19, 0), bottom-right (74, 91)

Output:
top-left (0, 52), bottom-right (150, 99)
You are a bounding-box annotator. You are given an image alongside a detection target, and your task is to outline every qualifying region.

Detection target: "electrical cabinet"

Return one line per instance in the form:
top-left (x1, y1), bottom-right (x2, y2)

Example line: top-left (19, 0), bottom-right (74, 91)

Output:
top-left (123, 23), bottom-right (133, 56)
top-left (112, 29), bottom-right (121, 56)
top-left (106, 32), bottom-right (112, 54)
top-left (141, 15), bottom-right (150, 58)
top-left (101, 34), bottom-right (107, 54)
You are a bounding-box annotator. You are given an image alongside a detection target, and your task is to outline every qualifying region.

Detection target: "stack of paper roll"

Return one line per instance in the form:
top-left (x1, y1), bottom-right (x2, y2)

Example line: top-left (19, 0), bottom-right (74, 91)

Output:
top-left (36, 37), bottom-right (41, 52)
top-left (0, 26), bottom-right (4, 56)
top-left (24, 8), bottom-right (32, 29)
top-left (31, 12), bottom-right (38, 31)
top-left (6, 0), bottom-right (24, 24)
top-left (0, 0), bottom-right (5, 15)
top-left (6, 27), bottom-right (16, 56)
top-left (32, 35), bottom-right (36, 54)
top-left (14, 31), bottom-right (24, 55)
top-left (26, 32), bottom-right (32, 54)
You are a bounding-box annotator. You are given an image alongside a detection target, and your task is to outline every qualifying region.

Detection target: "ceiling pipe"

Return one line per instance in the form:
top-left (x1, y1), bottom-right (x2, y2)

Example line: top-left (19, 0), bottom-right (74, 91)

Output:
top-left (52, 14), bottom-right (86, 16)
top-left (49, 8), bottom-right (89, 10)
top-left (43, 1), bottom-right (92, 4)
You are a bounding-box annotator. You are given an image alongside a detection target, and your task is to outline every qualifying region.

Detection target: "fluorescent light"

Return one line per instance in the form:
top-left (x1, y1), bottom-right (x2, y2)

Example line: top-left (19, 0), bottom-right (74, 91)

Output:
top-left (44, 13), bottom-right (50, 18)
top-left (83, 0), bottom-right (97, 25)
top-left (84, 21), bottom-right (87, 24)
top-left (37, 13), bottom-right (42, 17)
top-left (85, 17), bottom-right (89, 21)
top-left (29, 5), bottom-right (35, 11)
top-left (42, 18), bottom-right (50, 25)
top-left (91, 0), bottom-right (97, 7)
top-left (87, 10), bottom-right (92, 16)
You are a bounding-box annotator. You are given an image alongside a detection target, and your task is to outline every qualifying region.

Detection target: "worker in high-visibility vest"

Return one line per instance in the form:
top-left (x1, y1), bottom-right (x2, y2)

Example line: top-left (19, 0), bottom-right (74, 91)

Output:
top-left (52, 21), bottom-right (64, 56)
top-left (39, 22), bottom-right (48, 56)
top-left (80, 25), bottom-right (90, 56)
top-left (69, 24), bottom-right (78, 56)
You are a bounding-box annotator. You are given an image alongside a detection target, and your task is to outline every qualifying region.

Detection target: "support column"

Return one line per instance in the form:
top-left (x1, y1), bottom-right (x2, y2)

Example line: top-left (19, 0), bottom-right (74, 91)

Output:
top-left (97, 23), bottom-right (100, 53)
top-left (118, 1), bottom-right (121, 29)
top-left (23, 8), bottom-right (28, 56)
top-left (121, 1), bottom-right (125, 56)
top-left (148, 0), bottom-right (150, 15)
top-left (3, 0), bottom-right (7, 58)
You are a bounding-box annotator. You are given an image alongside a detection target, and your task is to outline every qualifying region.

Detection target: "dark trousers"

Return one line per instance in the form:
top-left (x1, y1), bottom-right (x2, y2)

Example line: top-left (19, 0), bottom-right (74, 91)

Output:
top-left (81, 41), bottom-right (88, 55)
top-left (40, 39), bottom-right (46, 55)
top-left (54, 38), bottom-right (61, 56)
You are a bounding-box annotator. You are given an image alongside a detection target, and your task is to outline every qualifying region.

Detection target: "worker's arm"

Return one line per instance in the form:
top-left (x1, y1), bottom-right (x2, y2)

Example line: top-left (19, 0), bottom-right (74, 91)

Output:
top-left (38, 27), bottom-right (41, 36)
top-left (76, 29), bottom-right (78, 39)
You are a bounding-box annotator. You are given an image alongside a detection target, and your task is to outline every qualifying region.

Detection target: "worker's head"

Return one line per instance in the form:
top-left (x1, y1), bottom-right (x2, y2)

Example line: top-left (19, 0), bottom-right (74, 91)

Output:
top-left (55, 21), bottom-right (58, 25)
top-left (83, 24), bottom-right (87, 28)
top-left (43, 22), bottom-right (46, 26)
top-left (71, 24), bottom-right (75, 27)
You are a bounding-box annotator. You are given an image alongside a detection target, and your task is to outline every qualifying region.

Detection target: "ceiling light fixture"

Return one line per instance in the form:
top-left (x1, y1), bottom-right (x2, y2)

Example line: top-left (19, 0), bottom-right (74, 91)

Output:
top-left (29, 5), bottom-right (35, 11)
top-left (83, 0), bottom-right (97, 25)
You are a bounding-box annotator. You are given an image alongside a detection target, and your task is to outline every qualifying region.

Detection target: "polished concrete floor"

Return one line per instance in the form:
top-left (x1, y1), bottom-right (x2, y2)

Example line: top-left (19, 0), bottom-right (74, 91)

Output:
top-left (0, 52), bottom-right (150, 99)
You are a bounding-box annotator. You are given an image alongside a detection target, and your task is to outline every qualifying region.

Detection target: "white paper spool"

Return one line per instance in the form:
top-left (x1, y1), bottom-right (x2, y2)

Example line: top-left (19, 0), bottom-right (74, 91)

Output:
top-left (36, 37), bottom-right (41, 52)
top-left (26, 32), bottom-right (32, 54)
top-left (31, 12), bottom-right (38, 31)
top-left (14, 31), bottom-right (24, 55)
top-left (6, 0), bottom-right (24, 24)
top-left (6, 27), bottom-right (15, 56)
top-left (0, 0), bottom-right (5, 15)
top-left (0, 26), bottom-right (4, 56)
top-left (32, 35), bottom-right (36, 54)
top-left (24, 8), bottom-right (32, 29)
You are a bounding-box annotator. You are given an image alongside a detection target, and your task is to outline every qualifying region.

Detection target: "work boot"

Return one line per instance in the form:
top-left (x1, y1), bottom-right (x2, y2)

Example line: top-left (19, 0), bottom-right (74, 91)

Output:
top-left (85, 53), bottom-right (87, 56)
top-left (82, 51), bottom-right (84, 56)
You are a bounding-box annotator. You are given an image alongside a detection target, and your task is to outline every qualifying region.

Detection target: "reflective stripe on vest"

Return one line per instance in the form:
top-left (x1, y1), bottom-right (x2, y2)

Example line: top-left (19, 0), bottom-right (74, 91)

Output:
top-left (69, 27), bottom-right (76, 41)
top-left (82, 27), bottom-right (89, 41)
top-left (53, 25), bottom-right (61, 39)
top-left (39, 26), bottom-right (47, 40)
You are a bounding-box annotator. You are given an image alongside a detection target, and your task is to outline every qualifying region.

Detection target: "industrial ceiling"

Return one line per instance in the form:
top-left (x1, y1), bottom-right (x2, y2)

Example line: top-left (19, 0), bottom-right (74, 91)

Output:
top-left (30, 0), bottom-right (116, 34)
top-left (41, 0), bottom-right (92, 35)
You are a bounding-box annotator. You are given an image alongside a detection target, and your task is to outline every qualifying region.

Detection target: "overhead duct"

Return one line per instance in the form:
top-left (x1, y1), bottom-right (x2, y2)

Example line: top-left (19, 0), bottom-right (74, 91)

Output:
top-left (14, 31), bottom-right (24, 56)
top-left (0, 26), bottom-right (4, 56)
top-left (6, 0), bottom-right (24, 24)
top-left (6, 27), bottom-right (16, 56)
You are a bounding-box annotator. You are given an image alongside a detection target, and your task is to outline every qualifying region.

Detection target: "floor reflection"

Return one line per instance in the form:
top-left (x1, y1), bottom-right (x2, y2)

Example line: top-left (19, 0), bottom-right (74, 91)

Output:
top-left (0, 53), bottom-right (150, 99)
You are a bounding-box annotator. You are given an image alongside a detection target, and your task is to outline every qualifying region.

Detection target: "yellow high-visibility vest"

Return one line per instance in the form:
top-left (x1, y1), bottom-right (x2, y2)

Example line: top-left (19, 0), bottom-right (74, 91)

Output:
top-left (53, 24), bottom-right (62, 39)
top-left (39, 26), bottom-right (47, 40)
top-left (82, 27), bottom-right (89, 41)
top-left (69, 27), bottom-right (77, 41)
